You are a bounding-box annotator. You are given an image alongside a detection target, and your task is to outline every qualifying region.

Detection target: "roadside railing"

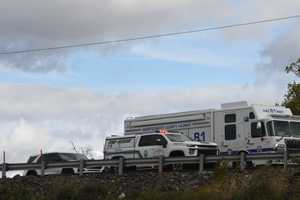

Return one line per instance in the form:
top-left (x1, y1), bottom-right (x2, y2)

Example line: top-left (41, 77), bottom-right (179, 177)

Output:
top-left (1, 151), bottom-right (300, 178)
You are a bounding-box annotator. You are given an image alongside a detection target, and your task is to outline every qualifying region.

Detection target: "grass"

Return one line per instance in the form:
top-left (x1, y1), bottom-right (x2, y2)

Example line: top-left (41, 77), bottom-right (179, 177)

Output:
top-left (0, 165), bottom-right (299, 200)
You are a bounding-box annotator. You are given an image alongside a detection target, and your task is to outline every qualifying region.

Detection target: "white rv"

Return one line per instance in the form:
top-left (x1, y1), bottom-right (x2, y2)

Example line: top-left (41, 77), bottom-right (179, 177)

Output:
top-left (124, 101), bottom-right (300, 156)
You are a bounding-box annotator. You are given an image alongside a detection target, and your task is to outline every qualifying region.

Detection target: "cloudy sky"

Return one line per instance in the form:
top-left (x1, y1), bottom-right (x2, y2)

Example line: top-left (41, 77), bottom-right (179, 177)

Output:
top-left (1, 0), bottom-right (300, 164)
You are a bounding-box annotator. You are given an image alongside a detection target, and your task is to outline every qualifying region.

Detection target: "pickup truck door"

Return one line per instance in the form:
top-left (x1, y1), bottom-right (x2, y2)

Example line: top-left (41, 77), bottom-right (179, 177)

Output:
top-left (137, 134), bottom-right (167, 158)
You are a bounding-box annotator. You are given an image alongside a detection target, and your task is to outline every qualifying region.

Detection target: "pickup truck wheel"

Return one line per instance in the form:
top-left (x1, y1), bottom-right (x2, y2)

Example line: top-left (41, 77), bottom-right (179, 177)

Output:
top-left (61, 168), bottom-right (74, 175)
top-left (26, 170), bottom-right (37, 176)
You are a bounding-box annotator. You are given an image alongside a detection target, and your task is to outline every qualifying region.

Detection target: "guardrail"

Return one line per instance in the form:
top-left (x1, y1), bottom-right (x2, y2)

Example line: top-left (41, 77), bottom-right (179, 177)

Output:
top-left (1, 151), bottom-right (300, 178)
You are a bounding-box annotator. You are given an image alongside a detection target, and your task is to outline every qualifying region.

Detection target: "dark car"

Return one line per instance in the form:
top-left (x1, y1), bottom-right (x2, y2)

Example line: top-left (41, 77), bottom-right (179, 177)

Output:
top-left (23, 152), bottom-right (101, 176)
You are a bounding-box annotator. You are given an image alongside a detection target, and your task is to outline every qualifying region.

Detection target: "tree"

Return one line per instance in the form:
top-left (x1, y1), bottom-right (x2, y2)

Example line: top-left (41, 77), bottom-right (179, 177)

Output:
top-left (285, 58), bottom-right (300, 76)
top-left (282, 58), bottom-right (300, 114)
top-left (282, 82), bottom-right (300, 115)
top-left (70, 141), bottom-right (93, 159)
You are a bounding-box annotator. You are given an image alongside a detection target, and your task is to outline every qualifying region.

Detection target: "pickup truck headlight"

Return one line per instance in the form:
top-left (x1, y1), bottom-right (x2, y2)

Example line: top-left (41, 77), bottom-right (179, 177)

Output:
top-left (275, 143), bottom-right (286, 151)
top-left (189, 149), bottom-right (197, 155)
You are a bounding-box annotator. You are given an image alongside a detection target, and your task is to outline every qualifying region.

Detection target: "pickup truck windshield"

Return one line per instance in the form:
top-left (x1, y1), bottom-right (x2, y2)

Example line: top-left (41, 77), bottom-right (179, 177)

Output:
top-left (166, 134), bottom-right (192, 142)
top-left (273, 121), bottom-right (300, 137)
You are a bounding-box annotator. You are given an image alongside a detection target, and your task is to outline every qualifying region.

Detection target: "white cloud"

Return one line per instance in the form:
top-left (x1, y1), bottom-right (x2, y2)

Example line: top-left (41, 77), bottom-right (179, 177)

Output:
top-left (132, 42), bottom-right (257, 70)
top-left (0, 0), bottom-right (233, 72)
top-left (1, 119), bottom-right (49, 162)
top-left (1, 1), bottom-right (300, 72)
top-left (257, 25), bottom-right (300, 76)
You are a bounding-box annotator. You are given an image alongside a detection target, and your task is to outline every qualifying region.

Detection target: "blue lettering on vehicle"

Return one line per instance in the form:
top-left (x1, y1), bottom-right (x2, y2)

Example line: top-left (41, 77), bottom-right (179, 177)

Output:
top-left (194, 132), bottom-right (205, 141)
top-left (194, 132), bottom-right (200, 141)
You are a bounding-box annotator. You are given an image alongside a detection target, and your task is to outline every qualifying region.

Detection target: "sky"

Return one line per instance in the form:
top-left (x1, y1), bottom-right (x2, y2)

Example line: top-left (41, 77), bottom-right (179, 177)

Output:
top-left (1, 0), bottom-right (300, 165)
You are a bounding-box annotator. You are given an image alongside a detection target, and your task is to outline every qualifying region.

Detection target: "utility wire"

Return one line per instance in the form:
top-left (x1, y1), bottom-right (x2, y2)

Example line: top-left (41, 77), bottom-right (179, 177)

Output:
top-left (1, 14), bottom-right (300, 55)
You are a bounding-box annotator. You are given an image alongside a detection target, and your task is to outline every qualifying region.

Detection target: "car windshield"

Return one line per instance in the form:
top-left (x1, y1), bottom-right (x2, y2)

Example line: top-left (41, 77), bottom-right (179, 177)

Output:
top-left (59, 153), bottom-right (88, 161)
top-left (166, 134), bottom-right (192, 142)
top-left (273, 120), bottom-right (300, 137)
top-left (27, 155), bottom-right (38, 163)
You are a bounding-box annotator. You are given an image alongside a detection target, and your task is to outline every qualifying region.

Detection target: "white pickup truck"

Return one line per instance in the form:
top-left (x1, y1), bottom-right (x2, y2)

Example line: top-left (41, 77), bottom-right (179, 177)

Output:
top-left (103, 131), bottom-right (218, 160)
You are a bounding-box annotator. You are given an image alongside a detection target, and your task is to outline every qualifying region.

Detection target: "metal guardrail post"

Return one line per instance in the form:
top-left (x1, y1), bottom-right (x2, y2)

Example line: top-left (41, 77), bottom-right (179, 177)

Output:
top-left (284, 150), bottom-right (288, 170)
top-left (118, 157), bottom-right (124, 176)
top-left (2, 151), bottom-right (6, 179)
top-left (41, 160), bottom-right (46, 176)
top-left (158, 156), bottom-right (164, 173)
top-left (79, 159), bottom-right (84, 176)
top-left (40, 150), bottom-right (45, 176)
top-left (199, 154), bottom-right (204, 174)
top-left (240, 152), bottom-right (246, 171)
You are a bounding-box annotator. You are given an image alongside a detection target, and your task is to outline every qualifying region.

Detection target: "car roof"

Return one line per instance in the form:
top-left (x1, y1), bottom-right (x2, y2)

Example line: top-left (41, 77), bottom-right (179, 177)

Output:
top-left (27, 152), bottom-right (87, 163)
top-left (28, 152), bottom-right (84, 157)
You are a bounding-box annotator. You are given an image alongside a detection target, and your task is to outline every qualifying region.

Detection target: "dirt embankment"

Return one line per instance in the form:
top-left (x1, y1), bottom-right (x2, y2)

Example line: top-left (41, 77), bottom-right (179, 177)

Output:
top-left (0, 172), bottom-right (210, 200)
top-left (1, 168), bottom-right (300, 200)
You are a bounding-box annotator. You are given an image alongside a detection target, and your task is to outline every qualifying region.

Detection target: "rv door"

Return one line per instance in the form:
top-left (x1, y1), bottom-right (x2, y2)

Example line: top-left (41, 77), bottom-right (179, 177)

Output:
top-left (246, 121), bottom-right (272, 154)
top-left (219, 113), bottom-right (244, 154)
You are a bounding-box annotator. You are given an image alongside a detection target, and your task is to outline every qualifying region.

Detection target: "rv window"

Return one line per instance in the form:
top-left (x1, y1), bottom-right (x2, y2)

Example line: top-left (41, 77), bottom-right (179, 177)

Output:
top-left (249, 112), bottom-right (255, 119)
top-left (251, 122), bottom-right (266, 138)
top-left (267, 121), bottom-right (274, 136)
top-left (225, 124), bottom-right (236, 140)
top-left (139, 135), bottom-right (167, 147)
top-left (225, 114), bottom-right (236, 123)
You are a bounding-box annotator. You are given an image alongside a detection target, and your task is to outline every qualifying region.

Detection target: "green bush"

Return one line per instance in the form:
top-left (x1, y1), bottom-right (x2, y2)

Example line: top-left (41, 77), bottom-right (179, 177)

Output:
top-left (0, 184), bottom-right (41, 200)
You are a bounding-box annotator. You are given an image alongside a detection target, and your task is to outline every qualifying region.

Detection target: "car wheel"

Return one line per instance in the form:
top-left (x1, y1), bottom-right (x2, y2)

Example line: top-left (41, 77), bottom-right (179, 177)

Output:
top-left (26, 170), bottom-right (37, 176)
top-left (61, 168), bottom-right (74, 175)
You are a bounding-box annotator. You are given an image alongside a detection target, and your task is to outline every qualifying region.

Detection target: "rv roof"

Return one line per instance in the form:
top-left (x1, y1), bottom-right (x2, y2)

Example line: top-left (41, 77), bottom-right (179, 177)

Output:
top-left (126, 109), bottom-right (214, 121)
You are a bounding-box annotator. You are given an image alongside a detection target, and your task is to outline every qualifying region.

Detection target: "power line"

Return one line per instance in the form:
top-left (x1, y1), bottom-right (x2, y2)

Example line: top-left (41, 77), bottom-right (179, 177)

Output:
top-left (1, 14), bottom-right (300, 55)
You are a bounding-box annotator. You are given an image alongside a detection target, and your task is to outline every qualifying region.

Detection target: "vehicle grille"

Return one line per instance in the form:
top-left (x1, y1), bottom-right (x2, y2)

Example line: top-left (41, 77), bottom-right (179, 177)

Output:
top-left (197, 148), bottom-right (218, 156)
top-left (285, 139), bottom-right (300, 151)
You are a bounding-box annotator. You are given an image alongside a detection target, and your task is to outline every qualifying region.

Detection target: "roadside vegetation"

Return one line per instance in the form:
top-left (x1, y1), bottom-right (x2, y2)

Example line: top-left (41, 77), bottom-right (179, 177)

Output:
top-left (1, 164), bottom-right (300, 200)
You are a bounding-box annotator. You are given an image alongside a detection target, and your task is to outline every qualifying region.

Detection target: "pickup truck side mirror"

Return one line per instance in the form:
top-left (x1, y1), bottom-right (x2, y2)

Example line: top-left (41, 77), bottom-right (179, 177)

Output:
top-left (155, 138), bottom-right (162, 145)
top-left (256, 122), bottom-right (265, 137)
top-left (156, 138), bottom-right (167, 148)
top-left (257, 122), bottom-right (262, 129)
